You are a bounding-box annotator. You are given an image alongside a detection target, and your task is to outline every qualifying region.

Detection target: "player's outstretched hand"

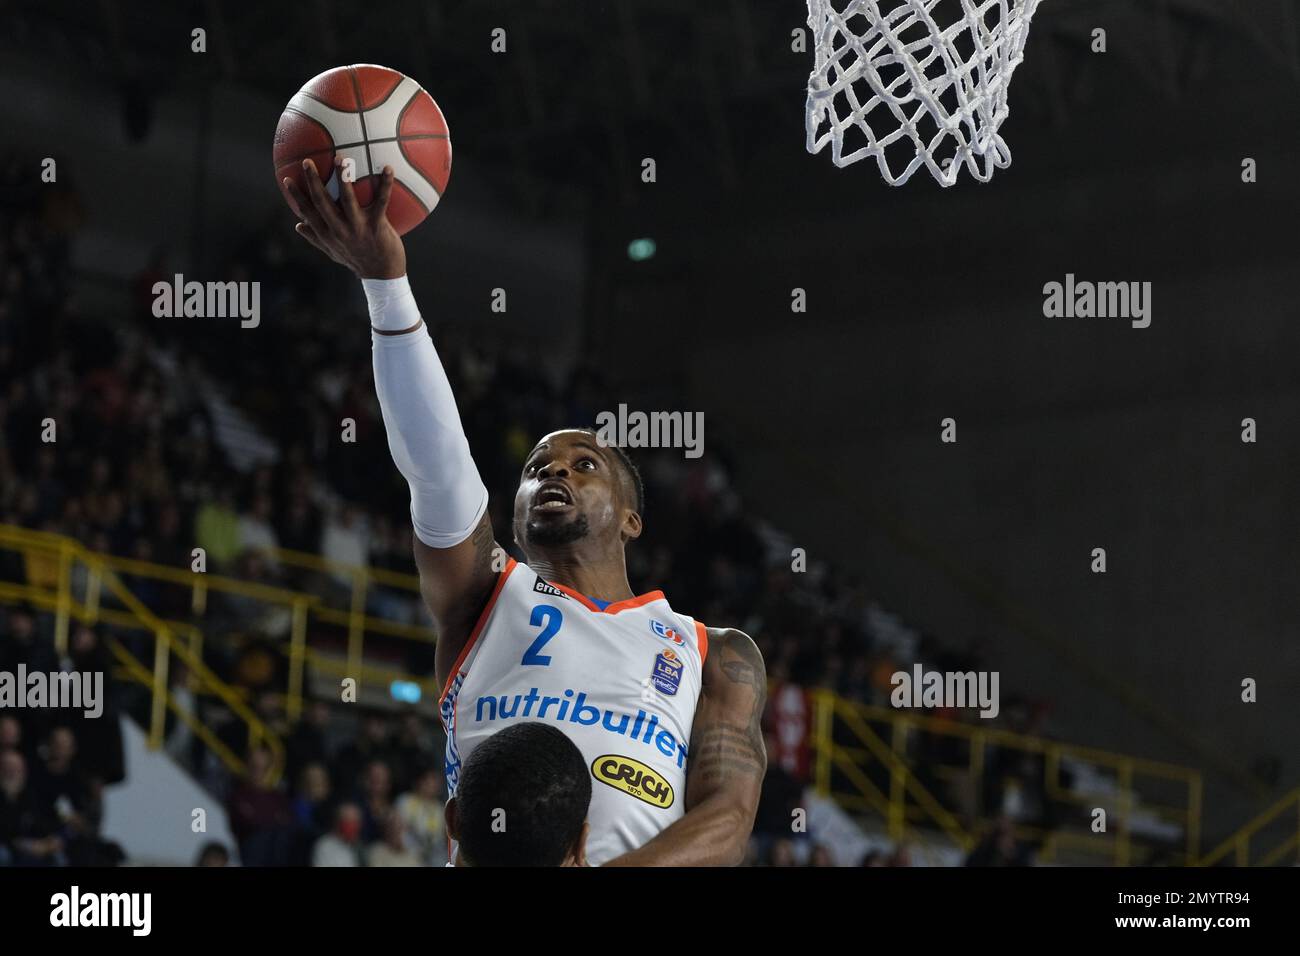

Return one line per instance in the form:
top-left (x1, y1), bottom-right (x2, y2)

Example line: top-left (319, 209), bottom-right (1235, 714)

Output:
top-left (284, 157), bottom-right (407, 279)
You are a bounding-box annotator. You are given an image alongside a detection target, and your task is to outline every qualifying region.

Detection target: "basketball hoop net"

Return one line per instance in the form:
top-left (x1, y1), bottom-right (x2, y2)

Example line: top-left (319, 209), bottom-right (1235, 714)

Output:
top-left (805, 0), bottom-right (1042, 186)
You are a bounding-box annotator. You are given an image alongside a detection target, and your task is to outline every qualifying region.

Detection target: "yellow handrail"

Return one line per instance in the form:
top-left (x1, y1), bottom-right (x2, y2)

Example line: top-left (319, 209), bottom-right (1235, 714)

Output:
top-left (1196, 785), bottom-right (1300, 867)
top-left (809, 687), bottom-right (1203, 865)
top-left (0, 522), bottom-right (440, 718)
top-left (107, 638), bottom-right (249, 777)
top-left (0, 526), bottom-right (285, 784)
top-left (828, 692), bottom-right (972, 849)
top-left (272, 545), bottom-right (422, 592)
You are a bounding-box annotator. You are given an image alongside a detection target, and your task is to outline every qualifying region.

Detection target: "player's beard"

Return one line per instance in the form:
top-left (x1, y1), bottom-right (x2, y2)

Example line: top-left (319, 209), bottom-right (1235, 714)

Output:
top-left (524, 512), bottom-right (591, 548)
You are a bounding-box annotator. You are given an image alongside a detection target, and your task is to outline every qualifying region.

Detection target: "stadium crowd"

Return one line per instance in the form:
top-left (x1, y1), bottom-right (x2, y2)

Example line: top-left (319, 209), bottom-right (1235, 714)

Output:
top-left (0, 152), bottom-right (1053, 866)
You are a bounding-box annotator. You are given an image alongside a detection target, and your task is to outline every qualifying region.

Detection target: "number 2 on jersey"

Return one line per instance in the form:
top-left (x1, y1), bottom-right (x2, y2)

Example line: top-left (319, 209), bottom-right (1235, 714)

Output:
top-left (521, 604), bottom-right (563, 666)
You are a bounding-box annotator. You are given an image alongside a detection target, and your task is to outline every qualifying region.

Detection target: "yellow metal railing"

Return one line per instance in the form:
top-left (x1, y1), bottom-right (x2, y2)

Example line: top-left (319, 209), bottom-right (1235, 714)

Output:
top-left (0, 525), bottom-right (285, 783)
top-left (1197, 786), bottom-right (1300, 867)
top-left (810, 689), bottom-right (1204, 866)
top-left (271, 545), bottom-right (428, 695)
top-left (0, 524), bottom-right (439, 727)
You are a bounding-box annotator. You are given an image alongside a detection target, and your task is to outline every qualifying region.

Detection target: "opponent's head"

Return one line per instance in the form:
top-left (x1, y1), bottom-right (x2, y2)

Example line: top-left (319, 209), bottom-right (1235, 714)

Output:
top-left (512, 428), bottom-right (643, 560)
top-left (445, 722), bottom-right (591, 867)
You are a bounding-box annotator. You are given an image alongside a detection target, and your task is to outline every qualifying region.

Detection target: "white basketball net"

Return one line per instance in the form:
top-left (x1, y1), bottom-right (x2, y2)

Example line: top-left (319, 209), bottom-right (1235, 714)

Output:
top-left (805, 0), bottom-right (1042, 186)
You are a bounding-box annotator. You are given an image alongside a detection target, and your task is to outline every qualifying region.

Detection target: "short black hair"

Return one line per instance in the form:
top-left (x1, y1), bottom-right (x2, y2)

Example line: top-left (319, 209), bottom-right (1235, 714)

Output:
top-left (575, 427), bottom-right (644, 516)
top-left (455, 722), bottom-right (590, 867)
top-left (195, 841), bottom-right (230, 866)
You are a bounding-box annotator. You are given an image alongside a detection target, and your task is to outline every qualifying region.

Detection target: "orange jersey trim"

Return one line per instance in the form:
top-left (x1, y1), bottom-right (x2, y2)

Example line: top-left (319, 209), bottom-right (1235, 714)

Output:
top-left (547, 580), bottom-right (666, 615)
top-left (437, 557), bottom-right (518, 710)
top-left (694, 620), bottom-right (709, 664)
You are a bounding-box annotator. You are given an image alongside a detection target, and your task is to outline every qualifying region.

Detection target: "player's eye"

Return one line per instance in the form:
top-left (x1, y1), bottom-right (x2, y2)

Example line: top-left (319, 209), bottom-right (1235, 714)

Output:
top-left (577, 458), bottom-right (596, 470)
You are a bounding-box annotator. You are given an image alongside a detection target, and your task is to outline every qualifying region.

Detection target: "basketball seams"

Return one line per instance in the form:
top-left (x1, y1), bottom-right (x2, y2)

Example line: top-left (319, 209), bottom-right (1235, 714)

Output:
top-left (358, 71), bottom-right (408, 113)
top-left (396, 142), bottom-right (441, 203)
top-left (274, 107), bottom-right (334, 169)
top-left (347, 67), bottom-right (375, 180)
top-left (359, 134), bottom-right (450, 143)
top-left (395, 177), bottom-right (431, 217)
top-left (396, 92), bottom-right (444, 199)
top-left (289, 132), bottom-right (449, 157)
top-left (294, 88), bottom-right (356, 112)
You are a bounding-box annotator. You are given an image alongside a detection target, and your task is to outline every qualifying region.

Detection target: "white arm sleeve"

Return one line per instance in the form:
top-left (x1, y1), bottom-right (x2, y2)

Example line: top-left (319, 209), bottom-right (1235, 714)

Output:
top-left (365, 276), bottom-right (489, 549)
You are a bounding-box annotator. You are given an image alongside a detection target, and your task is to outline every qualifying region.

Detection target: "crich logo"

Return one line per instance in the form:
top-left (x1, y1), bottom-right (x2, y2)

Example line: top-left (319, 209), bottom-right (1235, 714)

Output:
top-left (592, 755), bottom-right (675, 809)
top-left (650, 620), bottom-right (685, 646)
top-left (50, 886), bottom-right (151, 936)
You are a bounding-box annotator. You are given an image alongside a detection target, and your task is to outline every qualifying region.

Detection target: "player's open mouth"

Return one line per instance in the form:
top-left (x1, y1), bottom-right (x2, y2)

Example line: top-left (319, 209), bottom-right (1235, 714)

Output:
top-left (531, 483), bottom-right (574, 512)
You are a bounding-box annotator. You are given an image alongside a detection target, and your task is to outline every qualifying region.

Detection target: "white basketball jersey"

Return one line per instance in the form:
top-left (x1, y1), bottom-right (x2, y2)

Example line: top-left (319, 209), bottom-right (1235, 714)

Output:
top-left (438, 558), bottom-right (707, 866)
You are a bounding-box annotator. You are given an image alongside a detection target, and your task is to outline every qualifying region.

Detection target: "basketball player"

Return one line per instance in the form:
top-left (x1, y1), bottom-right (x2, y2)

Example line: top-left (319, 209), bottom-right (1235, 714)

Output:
top-left (446, 722), bottom-right (590, 867)
top-left (286, 158), bottom-right (766, 866)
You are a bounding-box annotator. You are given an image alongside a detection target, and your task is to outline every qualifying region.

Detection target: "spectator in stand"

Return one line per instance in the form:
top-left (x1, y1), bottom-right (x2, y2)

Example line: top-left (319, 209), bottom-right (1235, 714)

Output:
top-left (275, 489), bottom-right (323, 556)
top-left (356, 759), bottom-right (394, 844)
top-left (333, 711), bottom-right (393, 796)
top-left (151, 500), bottom-right (192, 572)
top-left (312, 801), bottom-right (363, 867)
top-left (285, 699), bottom-right (332, 785)
top-left (0, 607), bottom-right (56, 675)
top-left (885, 844), bottom-right (913, 867)
top-left (965, 815), bottom-right (1034, 867)
top-left (0, 716), bottom-right (22, 758)
top-left (31, 727), bottom-right (87, 821)
top-left (226, 746), bottom-right (295, 867)
top-left (768, 837), bottom-right (798, 867)
top-left (194, 486), bottom-right (241, 570)
top-left (0, 749), bottom-right (62, 866)
top-left (290, 762), bottom-right (333, 865)
top-left (752, 731), bottom-right (804, 863)
top-left (367, 809), bottom-right (422, 867)
top-left (237, 492), bottom-right (280, 566)
top-left (808, 844), bottom-right (837, 867)
top-left (389, 711), bottom-right (436, 793)
top-left (321, 504), bottom-right (369, 591)
top-left (394, 764), bottom-right (446, 867)
top-left (62, 623), bottom-right (124, 785)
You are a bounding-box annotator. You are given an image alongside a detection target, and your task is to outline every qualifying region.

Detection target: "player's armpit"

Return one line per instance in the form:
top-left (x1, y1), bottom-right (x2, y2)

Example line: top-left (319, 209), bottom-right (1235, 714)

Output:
top-left (602, 627), bottom-right (766, 867)
top-left (416, 509), bottom-right (503, 687)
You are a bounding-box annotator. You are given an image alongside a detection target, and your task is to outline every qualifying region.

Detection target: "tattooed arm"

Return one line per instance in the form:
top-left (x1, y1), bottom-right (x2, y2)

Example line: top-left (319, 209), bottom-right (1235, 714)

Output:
top-left (602, 627), bottom-right (767, 866)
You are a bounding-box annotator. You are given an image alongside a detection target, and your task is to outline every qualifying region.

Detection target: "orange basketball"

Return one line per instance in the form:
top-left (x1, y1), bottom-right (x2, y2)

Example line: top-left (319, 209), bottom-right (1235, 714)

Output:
top-left (273, 64), bottom-right (451, 236)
